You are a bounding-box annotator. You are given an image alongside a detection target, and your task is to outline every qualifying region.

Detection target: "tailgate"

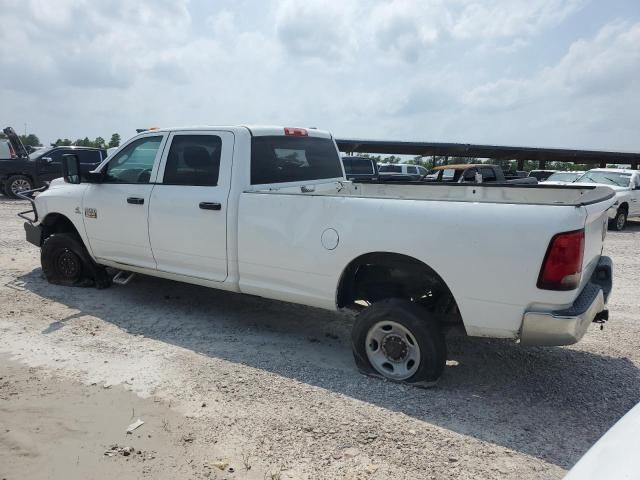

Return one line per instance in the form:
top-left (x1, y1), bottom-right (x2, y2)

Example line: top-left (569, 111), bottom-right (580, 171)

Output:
top-left (580, 191), bottom-right (615, 291)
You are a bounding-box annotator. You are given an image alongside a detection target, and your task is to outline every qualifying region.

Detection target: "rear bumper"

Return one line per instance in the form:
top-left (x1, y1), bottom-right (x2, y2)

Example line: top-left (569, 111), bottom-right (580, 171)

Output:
top-left (520, 256), bottom-right (612, 346)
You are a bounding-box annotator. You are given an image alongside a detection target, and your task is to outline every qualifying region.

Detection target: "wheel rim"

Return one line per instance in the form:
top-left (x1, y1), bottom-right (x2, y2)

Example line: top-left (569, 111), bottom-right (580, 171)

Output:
top-left (11, 179), bottom-right (31, 194)
top-left (55, 248), bottom-right (82, 282)
top-left (617, 213), bottom-right (626, 230)
top-left (365, 320), bottom-right (421, 380)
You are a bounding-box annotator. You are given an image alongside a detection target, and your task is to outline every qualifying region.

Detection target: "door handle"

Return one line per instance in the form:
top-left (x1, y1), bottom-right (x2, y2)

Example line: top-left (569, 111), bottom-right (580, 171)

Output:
top-left (199, 202), bottom-right (221, 211)
top-left (127, 197), bottom-right (144, 205)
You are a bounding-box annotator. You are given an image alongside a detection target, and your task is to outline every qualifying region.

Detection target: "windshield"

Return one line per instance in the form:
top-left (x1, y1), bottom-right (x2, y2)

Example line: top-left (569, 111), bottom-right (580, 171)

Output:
top-left (545, 172), bottom-right (580, 182)
top-left (576, 171), bottom-right (632, 187)
top-left (29, 147), bottom-right (55, 160)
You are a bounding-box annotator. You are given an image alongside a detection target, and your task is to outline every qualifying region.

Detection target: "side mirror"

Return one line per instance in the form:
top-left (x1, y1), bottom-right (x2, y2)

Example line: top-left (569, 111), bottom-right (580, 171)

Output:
top-left (62, 154), bottom-right (81, 184)
top-left (41, 156), bottom-right (53, 164)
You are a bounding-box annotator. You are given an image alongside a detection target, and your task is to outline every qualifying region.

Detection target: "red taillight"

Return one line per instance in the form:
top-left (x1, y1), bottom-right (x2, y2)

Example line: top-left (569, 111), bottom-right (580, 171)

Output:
top-left (284, 127), bottom-right (308, 136)
top-left (537, 229), bottom-right (584, 290)
top-left (8, 142), bottom-right (17, 159)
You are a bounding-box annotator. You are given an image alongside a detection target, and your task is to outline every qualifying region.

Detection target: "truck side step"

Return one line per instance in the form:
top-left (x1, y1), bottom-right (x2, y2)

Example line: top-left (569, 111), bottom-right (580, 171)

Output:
top-left (112, 271), bottom-right (135, 285)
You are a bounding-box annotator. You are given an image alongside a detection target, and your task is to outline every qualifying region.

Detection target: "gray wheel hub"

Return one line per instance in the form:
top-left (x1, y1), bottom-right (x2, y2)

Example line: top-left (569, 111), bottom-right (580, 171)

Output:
top-left (11, 179), bottom-right (31, 194)
top-left (365, 320), bottom-right (421, 380)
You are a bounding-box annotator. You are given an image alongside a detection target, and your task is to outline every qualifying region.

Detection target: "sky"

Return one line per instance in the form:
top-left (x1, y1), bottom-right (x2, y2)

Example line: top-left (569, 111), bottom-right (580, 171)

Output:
top-left (1, 0), bottom-right (639, 150)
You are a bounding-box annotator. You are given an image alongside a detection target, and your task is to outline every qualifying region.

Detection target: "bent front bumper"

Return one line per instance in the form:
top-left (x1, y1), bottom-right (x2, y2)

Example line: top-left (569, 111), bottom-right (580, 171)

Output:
top-left (520, 256), bottom-right (612, 346)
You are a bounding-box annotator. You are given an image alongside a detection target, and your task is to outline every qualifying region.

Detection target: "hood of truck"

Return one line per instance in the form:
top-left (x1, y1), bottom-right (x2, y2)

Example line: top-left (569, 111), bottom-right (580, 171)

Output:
top-left (2, 127), bottom-right (29, 158)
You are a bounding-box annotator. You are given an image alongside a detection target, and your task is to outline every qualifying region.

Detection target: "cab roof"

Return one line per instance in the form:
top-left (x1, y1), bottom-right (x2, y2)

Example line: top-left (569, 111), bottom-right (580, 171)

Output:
top-left (135, 125), bottom-right (332, 139)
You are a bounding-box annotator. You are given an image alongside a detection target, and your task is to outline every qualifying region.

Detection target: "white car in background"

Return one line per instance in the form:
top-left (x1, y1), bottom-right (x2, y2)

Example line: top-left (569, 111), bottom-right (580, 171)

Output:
top-left (543, 171), bottom-right (585, 185)
top-left (575, 168), bottom-right (640, 231)
top-left (378, 163), bottom-right (428, 181)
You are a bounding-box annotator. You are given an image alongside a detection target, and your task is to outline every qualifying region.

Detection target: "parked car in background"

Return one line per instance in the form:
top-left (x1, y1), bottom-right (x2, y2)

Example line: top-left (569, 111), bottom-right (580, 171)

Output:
top-left (378, 163), bottom-right (428, 181)
top-left (542, 171), bottom-right (585, 185)
top-left (575, 168), bottom-right (640, 230)
top-left (341, 156), bottom-right (378, 181)
top-left (431, 164), bottom-right (537, 184)
top-left (1, 127), bottom-right (108, 198)
top-left (29, 146), bottom-right (107, 183)
top-left (20, 125), bottom-right (614, 386)
top-left (528, 169), bottom-right (556, 181)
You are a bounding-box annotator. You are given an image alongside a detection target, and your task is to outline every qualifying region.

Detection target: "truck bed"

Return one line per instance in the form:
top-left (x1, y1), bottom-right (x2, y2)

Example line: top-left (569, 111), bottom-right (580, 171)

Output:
top-left (249, 181), bottom-right (616, 207)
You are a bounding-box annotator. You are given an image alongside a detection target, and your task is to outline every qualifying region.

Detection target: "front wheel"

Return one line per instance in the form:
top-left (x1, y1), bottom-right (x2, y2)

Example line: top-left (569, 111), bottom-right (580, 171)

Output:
top-left (5, 175), bottom-right (33, 199)
top-left (351, 299), bottom-right (446, 386)
top-left (41, 233), bottom-right (111, 288)
top-left (609, 209), bottom-right (627, 231)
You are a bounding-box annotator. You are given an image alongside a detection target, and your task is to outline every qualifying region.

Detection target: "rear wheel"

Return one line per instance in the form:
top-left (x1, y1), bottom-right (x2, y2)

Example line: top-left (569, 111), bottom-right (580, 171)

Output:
top-left (4, 175), bottom-right (33, 199)
top-left (609, 208), bottom-right (627, 231)
top-left (41, 233), bottom-right (111, 288)
top-left (351, 299), bottom-right (446, 386)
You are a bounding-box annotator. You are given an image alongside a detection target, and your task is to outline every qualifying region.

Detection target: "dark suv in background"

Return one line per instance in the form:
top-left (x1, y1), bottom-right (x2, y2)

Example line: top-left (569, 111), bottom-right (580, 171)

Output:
top-left (0, 127), bottom-right (107, 198)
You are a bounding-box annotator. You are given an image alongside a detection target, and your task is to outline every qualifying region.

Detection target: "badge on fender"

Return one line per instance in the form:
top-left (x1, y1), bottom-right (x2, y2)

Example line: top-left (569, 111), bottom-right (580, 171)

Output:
top-left (84, 208), bottom-right (97, 219)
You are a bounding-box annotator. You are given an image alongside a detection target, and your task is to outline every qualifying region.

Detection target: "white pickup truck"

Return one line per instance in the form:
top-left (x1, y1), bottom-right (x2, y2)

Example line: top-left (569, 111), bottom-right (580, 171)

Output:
top-left (574, 168), bottom-right (640, 231)
top-left (20, 126), bottom-right (615, 385)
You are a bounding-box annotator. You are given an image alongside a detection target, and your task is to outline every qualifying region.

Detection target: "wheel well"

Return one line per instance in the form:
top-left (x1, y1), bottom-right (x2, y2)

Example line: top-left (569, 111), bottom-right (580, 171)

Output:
top-left (618, 202), bottom-right (629, 213)
top-left (337, 252), bottom-right (461, 324)
top-left (41, 213), bottom-right (81, 240)
top-left (5, 173), bottom-right (35, 182)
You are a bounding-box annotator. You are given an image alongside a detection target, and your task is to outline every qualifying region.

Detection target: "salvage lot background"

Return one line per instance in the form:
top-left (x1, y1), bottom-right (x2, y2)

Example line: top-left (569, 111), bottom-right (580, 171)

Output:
top-left (0, 197), bottom-right (638, 479)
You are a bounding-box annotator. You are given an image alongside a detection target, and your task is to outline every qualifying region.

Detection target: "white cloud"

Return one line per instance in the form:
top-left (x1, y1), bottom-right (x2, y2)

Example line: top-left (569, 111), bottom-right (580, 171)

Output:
top-left (463, 21), bottom-right (640, 109)
top-left (0, 0), bottom-right (638, 151)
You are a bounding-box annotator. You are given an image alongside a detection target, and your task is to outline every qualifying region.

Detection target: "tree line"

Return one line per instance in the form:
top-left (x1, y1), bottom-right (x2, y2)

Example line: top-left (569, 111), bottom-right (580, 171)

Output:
top-left (18, 133), bottom-right (122, 149)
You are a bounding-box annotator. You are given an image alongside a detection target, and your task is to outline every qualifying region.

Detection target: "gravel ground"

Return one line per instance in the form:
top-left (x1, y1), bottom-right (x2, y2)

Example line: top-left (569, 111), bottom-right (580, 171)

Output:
top-left (0, 197), bottom-right (639, 479)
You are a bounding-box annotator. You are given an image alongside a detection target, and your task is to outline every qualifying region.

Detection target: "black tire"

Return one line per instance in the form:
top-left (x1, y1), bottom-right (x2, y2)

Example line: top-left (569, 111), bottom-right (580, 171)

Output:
top-left (351, 299), bottom-right (446, 386)
top-left (41, 233), bottom-right (111, 288)
top-left (609, 209), bottom-right (627, 231)
top-left (4, 175), bottom-right (33, 199)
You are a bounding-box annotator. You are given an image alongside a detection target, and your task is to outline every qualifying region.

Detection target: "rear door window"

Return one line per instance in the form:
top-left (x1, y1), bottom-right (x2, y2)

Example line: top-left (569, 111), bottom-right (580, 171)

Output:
top-left (251, 136), bottom-right (342, 185)
top-left (76, 150), bottom-right (102, 164)
top-left (406, 166), bottom-right (417, 174)
top-left (441, 169), bottom-right (456, 181)
top-left (480, 167), bottom-right (497, 182)
top-left (349, 159), bottom-right (374, 174)
top-left (162, 135), bottom-right (222, 186)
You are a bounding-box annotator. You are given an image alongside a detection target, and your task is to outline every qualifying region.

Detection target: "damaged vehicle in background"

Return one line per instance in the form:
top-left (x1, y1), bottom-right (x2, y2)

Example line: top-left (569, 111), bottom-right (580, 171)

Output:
top-left (19, 125), bottom-right (614, 386)
top-left (0, 127), bottom-right (108, 198)
top-left (431, 164), bottom-right (537, 184)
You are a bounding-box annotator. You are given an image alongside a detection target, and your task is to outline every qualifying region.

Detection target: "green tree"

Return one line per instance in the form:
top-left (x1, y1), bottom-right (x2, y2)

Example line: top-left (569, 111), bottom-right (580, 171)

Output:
top-left (108, 133), bottom-right (121, 148)
top-left (93, 136), bottom-right (106, 148)
top-left (19, 134), bottom-right (41, 147)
